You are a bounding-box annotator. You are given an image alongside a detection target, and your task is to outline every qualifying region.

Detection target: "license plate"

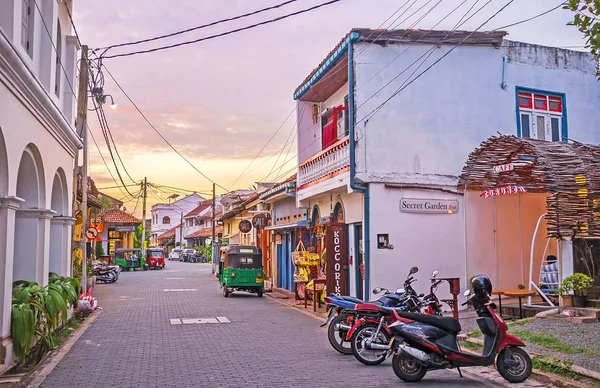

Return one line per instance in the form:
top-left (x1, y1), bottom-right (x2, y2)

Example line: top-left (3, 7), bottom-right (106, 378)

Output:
top-left (256, 278), bottom-right (262, 283)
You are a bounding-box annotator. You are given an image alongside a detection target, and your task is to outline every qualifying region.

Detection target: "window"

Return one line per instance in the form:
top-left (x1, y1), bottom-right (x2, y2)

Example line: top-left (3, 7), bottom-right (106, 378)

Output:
top-left (54, 20), bottom-right (62, 96)
top-left (517, 90), bottom-right (565, 142)
top-left (162, 216), bottom-right (170, 224)
top-left (321, 103), bottom-right (349, 150)
top-left (21, 0), bottom-right (33, 57)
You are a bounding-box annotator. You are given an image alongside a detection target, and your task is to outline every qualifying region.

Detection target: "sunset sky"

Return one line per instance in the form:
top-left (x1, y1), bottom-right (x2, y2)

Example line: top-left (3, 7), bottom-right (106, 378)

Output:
top-left (73, 0), bottom-right (585, 216)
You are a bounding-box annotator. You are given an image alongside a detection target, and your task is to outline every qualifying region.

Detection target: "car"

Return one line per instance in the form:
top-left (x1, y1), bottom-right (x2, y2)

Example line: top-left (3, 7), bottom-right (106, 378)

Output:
top-left (180, 249), bottom-right (197, 263)
top-left (169, 249), bottom-right (183, 261)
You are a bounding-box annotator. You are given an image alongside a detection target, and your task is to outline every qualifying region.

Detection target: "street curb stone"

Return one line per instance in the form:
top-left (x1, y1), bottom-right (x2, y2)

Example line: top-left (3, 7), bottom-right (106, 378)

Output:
top-left (14, 309), bottom-right (103, 388)
top-left (265, 292), bottom-right (325, 322)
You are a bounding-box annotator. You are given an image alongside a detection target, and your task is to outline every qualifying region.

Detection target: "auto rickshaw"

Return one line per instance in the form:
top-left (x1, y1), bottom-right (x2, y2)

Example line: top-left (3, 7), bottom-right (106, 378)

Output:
top-left (114, 248), bottom-right (147, 271)
top-left (146, 247), bottom-right (166, 269)
top-left (218, 245), bottom-right (264, 297)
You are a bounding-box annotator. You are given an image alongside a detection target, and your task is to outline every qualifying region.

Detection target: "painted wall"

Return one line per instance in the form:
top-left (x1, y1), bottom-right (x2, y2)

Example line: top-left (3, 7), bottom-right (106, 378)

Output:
top-left (150, 193), bottom-right (203, 236)
top-left (465, 191), bottom-right (558, 291)
top-left (353, 41), bottom-right (600, 184)
top-left (272, 196), bottom-right (306, 226)
top-left (296, 83), bottom-right (349, 164)
top-left (305, 190), bottom-right (363, 225)
top-left (367, 184), bottom-right (464, 303)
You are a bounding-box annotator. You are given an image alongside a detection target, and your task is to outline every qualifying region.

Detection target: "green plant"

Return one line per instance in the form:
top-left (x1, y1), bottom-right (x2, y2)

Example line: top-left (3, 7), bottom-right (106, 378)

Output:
top-left (95, 242), bottom-right (105, 258)
top-left (557, 273), bottom-right (593, 296)
top-left (199, 245), bottom-right (212, 261)
top-left (517, 284), bottom-right (525, 290)
top-left (565, 1), bottom-right (600, 78)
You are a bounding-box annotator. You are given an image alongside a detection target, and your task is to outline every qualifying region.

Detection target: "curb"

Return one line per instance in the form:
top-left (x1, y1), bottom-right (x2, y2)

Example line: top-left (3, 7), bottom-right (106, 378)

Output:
top-left (460, 336), bottom-right (599, 386)
top-left (14, 309), bottom-right (103, 388)
top-left (265, 293), bottom-right (326, 322)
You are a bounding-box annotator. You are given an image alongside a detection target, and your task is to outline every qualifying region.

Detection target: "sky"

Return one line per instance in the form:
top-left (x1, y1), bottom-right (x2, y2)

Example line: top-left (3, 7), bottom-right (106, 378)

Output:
top-left (73, 0), bottom-right (587, 216)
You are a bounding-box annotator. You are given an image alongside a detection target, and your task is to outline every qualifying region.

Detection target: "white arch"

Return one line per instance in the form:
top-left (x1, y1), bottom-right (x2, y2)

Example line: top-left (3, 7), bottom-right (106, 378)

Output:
top-left (0, 127), bottom-right (7, 196)
top-left (49, 168), bottom-right (70, 276)
top-left (15, 144), bottom-right (45, 209)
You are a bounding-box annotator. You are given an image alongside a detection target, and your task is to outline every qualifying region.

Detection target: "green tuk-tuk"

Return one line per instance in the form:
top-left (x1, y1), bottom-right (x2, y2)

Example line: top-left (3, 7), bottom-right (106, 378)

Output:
top-left (114, 248), bottom-right (147, 271)
top-left (218, 245), bottom-right (264, 297)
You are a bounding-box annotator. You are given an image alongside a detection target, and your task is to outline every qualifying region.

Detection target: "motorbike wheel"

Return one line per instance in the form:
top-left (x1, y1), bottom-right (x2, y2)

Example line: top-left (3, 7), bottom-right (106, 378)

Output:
top-left (496, 347), bottom-right (532, 383)
top-left (327, 314), bottom-right (353, 355)
top-left (392, 352), bottom-right (427, 382)
top-left (351, 323), bottom-right (390, 365)
top-left (223, 286), bottom-right (229, 297)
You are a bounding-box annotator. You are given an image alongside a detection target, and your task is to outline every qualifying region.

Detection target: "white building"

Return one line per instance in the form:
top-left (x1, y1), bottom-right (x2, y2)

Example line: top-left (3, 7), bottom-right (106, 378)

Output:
top-left (149, 192), bottom-right (204, 246)
top-left (294, 28), bottom-right (600, 302)
top-left (0, 0), bottom-right (81, 365)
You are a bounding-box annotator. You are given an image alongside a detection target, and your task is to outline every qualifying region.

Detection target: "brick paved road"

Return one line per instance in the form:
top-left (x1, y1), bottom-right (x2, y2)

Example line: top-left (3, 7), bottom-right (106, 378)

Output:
top-left (40, 261), bottom-right (491, 388)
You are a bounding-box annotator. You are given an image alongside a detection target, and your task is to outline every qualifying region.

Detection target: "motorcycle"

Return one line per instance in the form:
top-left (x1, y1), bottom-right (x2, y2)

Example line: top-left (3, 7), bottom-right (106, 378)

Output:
top-left (93, 261), bottom-right (121, 284)
top-left (382, 275), bottom-right (532, 383)
top-left (321, 266), bottom-right (421, 355)
top-left (347, 269), bottom-right (444, 365)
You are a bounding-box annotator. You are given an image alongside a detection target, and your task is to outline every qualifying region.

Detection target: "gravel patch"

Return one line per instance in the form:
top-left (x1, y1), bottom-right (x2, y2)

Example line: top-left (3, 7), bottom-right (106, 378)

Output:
top-left (469, 316), bottom-right (600, 373)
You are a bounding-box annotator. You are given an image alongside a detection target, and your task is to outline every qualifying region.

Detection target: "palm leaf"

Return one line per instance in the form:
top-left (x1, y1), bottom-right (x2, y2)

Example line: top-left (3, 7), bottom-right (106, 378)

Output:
top-left (11, 303), bottom-right (35, 362)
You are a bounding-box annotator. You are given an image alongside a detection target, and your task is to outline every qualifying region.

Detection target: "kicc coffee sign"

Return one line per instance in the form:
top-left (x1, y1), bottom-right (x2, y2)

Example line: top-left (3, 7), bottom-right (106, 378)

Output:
top-left (400, 198), bottom-right (459, 214)
top-left (326, 223), bottom-right (348, 296)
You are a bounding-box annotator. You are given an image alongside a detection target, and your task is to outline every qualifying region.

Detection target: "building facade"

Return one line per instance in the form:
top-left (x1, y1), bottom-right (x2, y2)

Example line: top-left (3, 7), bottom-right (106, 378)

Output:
top-left (0, 0), bottom-right (81, 365)
top-left (149, 192), bottom-right (204, 246)
top-left (293, 28), bottom-right (600, 301)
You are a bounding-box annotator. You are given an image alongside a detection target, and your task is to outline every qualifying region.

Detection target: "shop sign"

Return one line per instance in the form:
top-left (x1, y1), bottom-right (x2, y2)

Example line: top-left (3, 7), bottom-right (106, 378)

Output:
top-left (115, 225), bottom-right (136, 232)
top-left (326, 223), bottom-right (348, 296)
top-left (400, 198), bottom-right (459, 214)
top-left (252, 213), bottom-right (267, 230)
top-left (238, 220), bottom-right (252, 233)
top-left (481, 186), bottom-right (526, 198)
top-left (493, 163), bottom-right (514, 174)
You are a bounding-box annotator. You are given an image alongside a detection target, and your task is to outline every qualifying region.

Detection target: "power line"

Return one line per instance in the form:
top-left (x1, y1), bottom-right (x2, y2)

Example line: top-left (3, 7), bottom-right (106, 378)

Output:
top-left (62, 1), bottom-right (81, 47)
top-left (494, 1), bottom-right (565, 30)
top-left (94, 0), bottom-right (299, 54)
top-left (100, 64), bottom-right (230, 193)
top-left (97, 105), bottom-right (137, 183)
top-left (101, 0), bottom-right (342, 59)
top-left (97, 183), bottom-right (140, 190)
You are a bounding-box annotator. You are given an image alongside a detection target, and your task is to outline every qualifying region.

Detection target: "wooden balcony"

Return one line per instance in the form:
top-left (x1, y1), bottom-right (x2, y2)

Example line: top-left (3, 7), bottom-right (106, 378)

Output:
top-left (298, 136), bottom-right (350, 190)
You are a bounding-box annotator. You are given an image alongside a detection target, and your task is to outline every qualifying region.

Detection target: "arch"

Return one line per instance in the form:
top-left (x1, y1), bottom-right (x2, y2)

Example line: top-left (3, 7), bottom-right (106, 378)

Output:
top-left (333, 201), bottom-right (345, 222)
top-left (162, 216), bottom-right (171, 224)
top-left (0, 127), bottom-right (7, 196)
top-left (310, 205), bottom-right (320, 226)
top-left (49, 168), bottom-right (69, 276)
top-left (15, 144), bottom-right (45, 209)
top-left (50, 168), bottom-right (68, 216)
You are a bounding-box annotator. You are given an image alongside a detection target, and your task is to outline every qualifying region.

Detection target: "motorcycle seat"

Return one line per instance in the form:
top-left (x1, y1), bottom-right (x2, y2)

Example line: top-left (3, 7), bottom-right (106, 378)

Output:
top-left (339, 296), bottom-right (364, 304)
top-left (396, 311), bottom-right (462, 333)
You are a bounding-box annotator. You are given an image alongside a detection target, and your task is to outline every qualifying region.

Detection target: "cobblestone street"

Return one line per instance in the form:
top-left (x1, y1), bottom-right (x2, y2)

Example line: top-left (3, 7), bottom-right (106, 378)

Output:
top-left (41, 261), bottom-right (490, 388)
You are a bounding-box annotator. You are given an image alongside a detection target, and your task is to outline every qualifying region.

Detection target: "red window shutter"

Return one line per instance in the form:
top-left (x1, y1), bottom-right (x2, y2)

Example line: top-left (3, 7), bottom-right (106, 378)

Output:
top-left (548, 96), bottom-right (562, 113)
top-left (518, 92), bottom-right (532, 109)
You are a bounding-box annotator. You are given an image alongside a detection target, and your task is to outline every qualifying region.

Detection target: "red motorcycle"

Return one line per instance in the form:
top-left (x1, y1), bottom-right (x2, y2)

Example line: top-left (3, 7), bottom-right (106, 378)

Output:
top-left (383, 275), bottom-right (532, 383)
top-left (346, 269), bottom-right (444, 365)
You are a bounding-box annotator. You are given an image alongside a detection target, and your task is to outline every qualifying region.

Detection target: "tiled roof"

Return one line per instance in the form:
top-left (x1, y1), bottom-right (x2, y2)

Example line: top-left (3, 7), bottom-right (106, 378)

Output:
top-left (98, 208), bottom-right (141, 225)
top-left (219, 192), bottom-right (261, 221)
top-left (185, 226), bottom-right (223, 239)
top-left (260, 174), bottom-right (297, 200)
top-left (294, 28), bottom-right (507, 95)
top-left (76, 174), bottom-right (102, 209)
top-left (157, 223), bottom-right (180, 239)
top-left (184, 203), bottom-right (211, 218)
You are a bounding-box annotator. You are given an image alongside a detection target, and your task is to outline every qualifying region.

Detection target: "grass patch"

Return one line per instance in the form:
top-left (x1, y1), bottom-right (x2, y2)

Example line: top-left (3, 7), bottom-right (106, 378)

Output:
top-left (467, 318), bottom-right (533, 338)
top-left (512, 329), bottom-right (600, 360)
top-left (461, 341), bottom-right (483, 352)
top-left (532, 356), bottom-right (582, 380)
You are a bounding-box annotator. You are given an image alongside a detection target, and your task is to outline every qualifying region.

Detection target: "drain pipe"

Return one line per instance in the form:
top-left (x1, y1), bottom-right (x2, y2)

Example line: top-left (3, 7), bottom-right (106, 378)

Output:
top-left (347, 33), bottom-right (371, 297)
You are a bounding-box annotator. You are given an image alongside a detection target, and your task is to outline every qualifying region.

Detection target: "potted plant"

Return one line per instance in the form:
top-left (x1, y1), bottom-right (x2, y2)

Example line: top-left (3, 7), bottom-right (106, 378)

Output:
top-left (557, 273), bottom-right (593, 308)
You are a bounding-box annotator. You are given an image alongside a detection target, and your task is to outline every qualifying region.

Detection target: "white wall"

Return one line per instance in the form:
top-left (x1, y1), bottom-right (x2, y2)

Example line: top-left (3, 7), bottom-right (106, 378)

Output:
top-left (367, 184), bottom-right (464, 304)
top-left (354, 41), bottom-right (600, 184)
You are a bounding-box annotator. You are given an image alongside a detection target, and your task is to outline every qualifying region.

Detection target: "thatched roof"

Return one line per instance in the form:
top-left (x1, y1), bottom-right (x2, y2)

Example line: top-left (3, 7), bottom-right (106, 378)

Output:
top-left (458, 135), bottom-right (600, 238)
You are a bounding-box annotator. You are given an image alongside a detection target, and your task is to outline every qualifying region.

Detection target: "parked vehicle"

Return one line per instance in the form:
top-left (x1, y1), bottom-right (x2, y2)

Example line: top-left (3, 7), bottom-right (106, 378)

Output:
top-left (180, 249), bottom-right (197, 262)
top-left (114, 248), bottom-right (146, 271)
top-left (347, 269), bottom-right (444, 365)
top-left (146, 248), bottom-right (165, 269)
top-left (321, 266), bottom-right (422, 355)
top-left (219, 245), bottom-right (264, 297)
top-left (93, 262), bottom-right (119, 283)
top-left (169, 248), bottom-right (183, 261)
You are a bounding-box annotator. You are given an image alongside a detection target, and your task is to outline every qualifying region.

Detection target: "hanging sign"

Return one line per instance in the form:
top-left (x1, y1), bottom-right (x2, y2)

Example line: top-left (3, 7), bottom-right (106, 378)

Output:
top-left (400, 198), bottom-right (459, 214)
top-left (252, 214), bottom-right (267, 230)
top-left (238, 220), bottom-right (252, 234)
top-left (481, 186), bottom-right (526, 198)
top-left (325, 223), bottom-right (349, 297)
top-left (115, 225), bottom-right (136, 232)
top-left (493, 163), bottom-right (514, 174)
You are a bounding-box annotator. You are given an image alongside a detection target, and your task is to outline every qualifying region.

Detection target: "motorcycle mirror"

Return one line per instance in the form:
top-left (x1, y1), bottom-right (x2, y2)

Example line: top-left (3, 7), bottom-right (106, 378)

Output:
top-left (464, 289), bottom-right (471, 297)
top-left (396, 288), bottom-right (405, 294)
top-left (373, 287), bottom-right (382, 294)
top-left (432, 269), bottom-right (439, 278)
top-left (409, 266), bottom-right (419, 275)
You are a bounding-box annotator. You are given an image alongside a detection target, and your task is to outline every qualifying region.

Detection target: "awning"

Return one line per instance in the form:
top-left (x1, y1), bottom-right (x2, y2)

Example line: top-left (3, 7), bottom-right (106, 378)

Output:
top-left (265, 221), bottom-right (307, 231)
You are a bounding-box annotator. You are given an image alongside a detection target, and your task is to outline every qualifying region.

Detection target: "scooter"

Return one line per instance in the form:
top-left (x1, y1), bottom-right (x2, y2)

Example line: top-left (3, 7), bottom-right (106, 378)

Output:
top-left (381, 276), bottom-right (532, 383)
top-left (321, 266), bottom-right (421, 354)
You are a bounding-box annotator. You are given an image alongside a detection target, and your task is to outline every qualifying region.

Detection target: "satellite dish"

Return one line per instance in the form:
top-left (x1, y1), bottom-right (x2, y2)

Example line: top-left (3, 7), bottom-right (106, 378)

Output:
top-left (221, 197), bottom-right (233, 208)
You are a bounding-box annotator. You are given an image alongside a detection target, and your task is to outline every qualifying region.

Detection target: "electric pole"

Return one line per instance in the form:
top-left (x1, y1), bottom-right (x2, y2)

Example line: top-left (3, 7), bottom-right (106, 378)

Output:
top-left (141, 177), bottom-right (147, 252)
top-left (71, 45), bottom-right (89, 291)
top-left (211, 182), bottom-right (216, 273)
top-left (180, 212), bottom-right (183, 247)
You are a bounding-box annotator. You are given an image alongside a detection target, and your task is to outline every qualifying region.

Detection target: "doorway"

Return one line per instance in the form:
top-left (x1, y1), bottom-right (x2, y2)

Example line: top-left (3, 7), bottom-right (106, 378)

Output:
top-left (354, 223), bottom-right (364, 300)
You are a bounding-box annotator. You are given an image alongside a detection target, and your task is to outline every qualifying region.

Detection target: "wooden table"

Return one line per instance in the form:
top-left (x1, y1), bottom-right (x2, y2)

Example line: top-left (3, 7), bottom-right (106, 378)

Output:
top-left (434, 277), bottom-right (461, 319)
top-left (491, 289), bottom-right (508, 318)
top-left (502, 290), bottom-right (536, 319)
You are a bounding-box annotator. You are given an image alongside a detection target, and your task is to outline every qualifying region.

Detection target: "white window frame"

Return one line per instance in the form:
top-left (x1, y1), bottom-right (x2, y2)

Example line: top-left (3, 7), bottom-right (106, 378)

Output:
top-left (55, 19), bottom-right (62, 96)
top-left (21, 0), bottom-right (34, 57)
top-left (518, 92), bottom-right (563, 142)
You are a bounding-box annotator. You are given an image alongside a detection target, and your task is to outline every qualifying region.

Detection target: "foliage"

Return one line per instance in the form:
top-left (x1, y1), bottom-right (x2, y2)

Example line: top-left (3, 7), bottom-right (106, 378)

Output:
top-left (532, 356), bottom-right (582, 380)
top-left (72, 248), bottom-right (83, 279)
top-left (95, 242), bottom-right (105, 258)
top-left (98, 196), bottom-right (112, 209)
top-left (11, 274), bottom-right (81, 365)
top-left (134, 224), bottom-right (150, 249)
top-left (557, 273), bottom-right (594, 296)
top-left (198, 245), bottom-right (212, 261)
top-left (517, 284), bottom-right (525, 289)
top-left (565, 1), bottom-right (600, 77)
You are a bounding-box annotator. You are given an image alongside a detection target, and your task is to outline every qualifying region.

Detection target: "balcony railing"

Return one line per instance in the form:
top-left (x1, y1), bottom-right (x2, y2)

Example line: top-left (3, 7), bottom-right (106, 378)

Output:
top-left (298, 136), bottom-right (350, 189)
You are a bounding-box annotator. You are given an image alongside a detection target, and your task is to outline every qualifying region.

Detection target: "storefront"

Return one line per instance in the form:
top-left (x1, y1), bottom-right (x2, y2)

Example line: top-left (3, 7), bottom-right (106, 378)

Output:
top-left (97, 208), bottom-right (141, 256)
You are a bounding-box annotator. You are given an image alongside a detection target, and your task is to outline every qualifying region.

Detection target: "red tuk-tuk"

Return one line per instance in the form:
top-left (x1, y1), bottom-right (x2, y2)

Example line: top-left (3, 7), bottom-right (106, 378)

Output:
top-left (146, 248), bottom-right (166, 269)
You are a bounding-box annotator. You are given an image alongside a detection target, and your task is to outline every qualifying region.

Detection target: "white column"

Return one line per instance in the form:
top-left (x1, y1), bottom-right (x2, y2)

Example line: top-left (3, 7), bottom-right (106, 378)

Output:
top-left (63, 35), bottom-right (79, 123)
top-left (50, 216), bottom-right (75, 277)
top-left (0, 196), bottom-right (24, 366)
top-left (13, 208), bottom-right (55, 286)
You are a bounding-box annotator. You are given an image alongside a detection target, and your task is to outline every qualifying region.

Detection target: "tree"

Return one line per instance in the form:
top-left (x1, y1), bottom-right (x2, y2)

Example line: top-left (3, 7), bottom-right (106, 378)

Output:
top-left (566, 0), bottom-right (600, 76)
top-left (134, 224), bottom-right (150, 249)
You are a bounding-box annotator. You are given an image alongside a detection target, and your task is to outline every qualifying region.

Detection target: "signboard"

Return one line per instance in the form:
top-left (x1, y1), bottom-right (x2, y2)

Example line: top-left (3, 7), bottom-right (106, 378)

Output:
top-left (90, 218), bottom-right (104, 233)
top-left (400, 198), bottom-right (459, 214)
top-left (493, 163), bottom-right (514, 174)
top-left (326, 223), bottom-right (348, 297)
top-left (481, 186), bottom-right (526, 198)
top-left (85, 227), bottom-right (98, 240)
top-left (252, 213), bottom-right (267, 230)
top-left (115, 225), bottom-right (136, 232)
top-left (238, 220), bottom-right (252, 234)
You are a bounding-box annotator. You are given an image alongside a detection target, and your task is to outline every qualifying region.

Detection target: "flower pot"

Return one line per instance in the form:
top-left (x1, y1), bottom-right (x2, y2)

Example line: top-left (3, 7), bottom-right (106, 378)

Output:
top-left (573, 295), bottom-right (587, 308)
top-left (560, 295), bottom-right (574, 307)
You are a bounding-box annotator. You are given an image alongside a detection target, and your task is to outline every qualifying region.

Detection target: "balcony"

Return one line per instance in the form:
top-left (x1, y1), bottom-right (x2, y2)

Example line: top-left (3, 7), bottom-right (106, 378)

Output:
top-left (298, 136), bottom-right (350, 190)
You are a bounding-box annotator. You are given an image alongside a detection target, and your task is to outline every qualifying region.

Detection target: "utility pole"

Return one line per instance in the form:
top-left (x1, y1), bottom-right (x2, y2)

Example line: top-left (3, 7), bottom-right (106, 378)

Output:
top-left (71, 45), bottom-right (89, 291)
top-left (211, 182), bottom-right (216, 274)
top-left (179, 212), bottom-right (183, 247)
top-left (141, 177), bottom-right (147, 251)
